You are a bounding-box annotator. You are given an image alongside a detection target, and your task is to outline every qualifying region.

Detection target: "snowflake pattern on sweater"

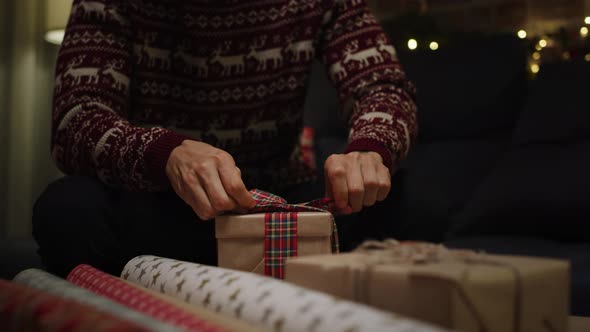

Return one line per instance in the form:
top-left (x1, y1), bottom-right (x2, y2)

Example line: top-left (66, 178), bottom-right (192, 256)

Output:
top-left (52, 0), bottom-right (417, 192)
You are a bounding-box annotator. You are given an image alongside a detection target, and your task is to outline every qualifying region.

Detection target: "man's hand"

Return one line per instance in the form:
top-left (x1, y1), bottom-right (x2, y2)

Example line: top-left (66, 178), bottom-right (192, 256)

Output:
top-left (324, 151), bottom-right (391, 214)
top-left (166, 140), bottom-right (255, 220)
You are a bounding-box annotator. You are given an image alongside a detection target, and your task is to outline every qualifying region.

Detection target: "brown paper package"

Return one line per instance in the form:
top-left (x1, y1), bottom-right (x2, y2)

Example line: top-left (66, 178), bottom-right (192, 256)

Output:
top-left (285, 251), bottom-right (569, 332)
top-left (216, 212), bottom-right (333, 274)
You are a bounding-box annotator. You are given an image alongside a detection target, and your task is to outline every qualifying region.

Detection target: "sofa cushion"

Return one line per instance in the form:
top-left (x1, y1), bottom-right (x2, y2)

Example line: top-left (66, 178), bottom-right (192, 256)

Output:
top-left (386, 137), bottom-right (509, 242)
top-left (0, 238), bottom-right (43, 279)
top-left (396, 34), bottom-right (527, 141)
top-left (513, 62), bottom-right (590, 144)
top-left (448, 141), bottom-right (590, 241)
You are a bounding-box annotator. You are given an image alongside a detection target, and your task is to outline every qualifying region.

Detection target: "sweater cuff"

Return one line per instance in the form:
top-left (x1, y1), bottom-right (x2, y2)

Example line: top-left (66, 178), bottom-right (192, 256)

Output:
top-left (344, 138), bottom-right (395, 171)
top-left (145, 131), bottom-right (191, 187)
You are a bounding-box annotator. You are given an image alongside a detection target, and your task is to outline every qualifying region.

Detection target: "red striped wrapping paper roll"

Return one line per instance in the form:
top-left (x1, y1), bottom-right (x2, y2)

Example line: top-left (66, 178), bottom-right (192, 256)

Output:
top-left (67, 264), bottom-right (229, 332)
top-left (0, 279), bottom-right (148, 332)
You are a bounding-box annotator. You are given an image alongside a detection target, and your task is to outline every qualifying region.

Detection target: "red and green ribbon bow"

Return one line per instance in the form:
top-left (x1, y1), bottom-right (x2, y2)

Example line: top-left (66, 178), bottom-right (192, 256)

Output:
top-left (248, 189), bottom-right (339, 279)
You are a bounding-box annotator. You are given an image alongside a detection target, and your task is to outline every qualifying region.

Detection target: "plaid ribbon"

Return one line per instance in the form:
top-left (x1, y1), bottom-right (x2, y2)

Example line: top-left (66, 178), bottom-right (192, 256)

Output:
top-left (248, 189), bottom-right (339, 279)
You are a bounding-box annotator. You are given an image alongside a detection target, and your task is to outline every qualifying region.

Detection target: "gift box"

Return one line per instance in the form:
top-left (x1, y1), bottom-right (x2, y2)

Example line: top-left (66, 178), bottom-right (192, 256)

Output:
top-left (216, 189), bottom-right (338, 279)
top-left (216, 211), bottom-right (334, 275)
top-left (285, 240), bottom-right (570, 332)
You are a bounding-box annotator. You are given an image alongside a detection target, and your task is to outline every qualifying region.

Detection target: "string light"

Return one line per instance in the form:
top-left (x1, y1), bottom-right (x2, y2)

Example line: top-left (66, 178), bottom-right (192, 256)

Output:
top-left (581, 27), bottom-right (589, 37)
top-left (517, 30), bottom-right (527, 39)
top-left (538, 39), bottom-right (548, 48)
top-left (408, 39), bottom-right (418, 50)
top-left (585, 16), bottom-right (590, 25)
top-left (530, 63), bottom-right (540, 74)
top-left (532, 52), bottom-right (541, 60)
top-left (585, 54), bottom-right (590, 62)
top-left (429, 41), bottom-right (439, 51)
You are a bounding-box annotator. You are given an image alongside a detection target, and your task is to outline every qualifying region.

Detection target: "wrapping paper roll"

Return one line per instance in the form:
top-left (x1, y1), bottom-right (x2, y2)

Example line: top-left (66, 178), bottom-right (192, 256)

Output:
top-left (13, 269), bottom-right (182, 332)
top-left (119, 279), bottom-right (269, 332)
top-left (0, 279), bottom-right (148, 332)
top-left (122, 256), bottom-right (447, 332)
top-left (68, 264), bottom-right (263, 332)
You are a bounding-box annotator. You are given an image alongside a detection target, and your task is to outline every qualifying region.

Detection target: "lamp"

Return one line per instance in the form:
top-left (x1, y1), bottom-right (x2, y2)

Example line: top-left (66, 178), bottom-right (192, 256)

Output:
top-left (45, 0), bottom-right (73, 45)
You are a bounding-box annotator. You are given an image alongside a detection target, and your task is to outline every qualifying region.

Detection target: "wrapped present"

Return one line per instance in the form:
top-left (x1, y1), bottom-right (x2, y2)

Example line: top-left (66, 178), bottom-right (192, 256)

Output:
top-left (68, 264), bottom-right (258, 332)
top-left (0, 279), bottom-right (148, 332)
top-left (285, 240), bottom-right (570, 332)
top-left (216, 189), bottom-right (338, 279)
top-left (570, 316), bottom-right (590, 332)
top-left (13, 268), bottom-right (182, 332)
top-left (122, 255), bottom-right (448, 332)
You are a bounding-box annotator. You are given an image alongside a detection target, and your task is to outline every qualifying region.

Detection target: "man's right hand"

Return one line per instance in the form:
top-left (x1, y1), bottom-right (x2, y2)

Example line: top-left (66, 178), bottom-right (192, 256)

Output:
top-left (165, 140), bottom-right (256, 220)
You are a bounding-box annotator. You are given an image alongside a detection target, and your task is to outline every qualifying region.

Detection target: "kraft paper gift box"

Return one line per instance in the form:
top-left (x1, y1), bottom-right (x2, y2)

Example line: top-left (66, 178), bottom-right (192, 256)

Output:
top-left (216, 211), bottom-right (334, 275)
top-left (285, 240), bottom-right (570, 332)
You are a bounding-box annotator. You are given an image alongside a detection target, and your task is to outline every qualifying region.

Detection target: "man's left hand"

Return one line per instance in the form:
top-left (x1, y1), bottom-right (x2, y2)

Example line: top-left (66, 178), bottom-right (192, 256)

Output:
top-left (324, 151), bottom-right (391, 214)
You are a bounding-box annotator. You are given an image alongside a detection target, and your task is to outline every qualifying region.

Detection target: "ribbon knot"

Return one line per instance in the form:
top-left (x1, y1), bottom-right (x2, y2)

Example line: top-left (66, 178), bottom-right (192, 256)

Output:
top-left (248, 189), bottom-right (333, 213)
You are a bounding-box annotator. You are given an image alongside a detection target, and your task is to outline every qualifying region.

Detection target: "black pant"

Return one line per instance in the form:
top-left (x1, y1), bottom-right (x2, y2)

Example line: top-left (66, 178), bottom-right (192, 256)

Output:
top-left (32, 175), bottom-right (396, 277)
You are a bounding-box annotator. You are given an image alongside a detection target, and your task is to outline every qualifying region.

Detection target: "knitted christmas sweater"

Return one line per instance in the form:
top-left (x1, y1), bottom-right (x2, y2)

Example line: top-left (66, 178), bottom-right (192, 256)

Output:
top-left (52, 0), bottom-right (417, 192)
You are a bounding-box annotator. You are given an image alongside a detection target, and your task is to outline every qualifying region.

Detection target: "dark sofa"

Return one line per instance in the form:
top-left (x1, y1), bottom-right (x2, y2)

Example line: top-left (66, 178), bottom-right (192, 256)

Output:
top-left (304, 34), bottom-right (590, 316)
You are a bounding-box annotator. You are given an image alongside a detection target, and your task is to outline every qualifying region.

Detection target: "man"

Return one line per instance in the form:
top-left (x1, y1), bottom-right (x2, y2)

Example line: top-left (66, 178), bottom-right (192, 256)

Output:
top-left (33, 0), bottom-right (417, 277)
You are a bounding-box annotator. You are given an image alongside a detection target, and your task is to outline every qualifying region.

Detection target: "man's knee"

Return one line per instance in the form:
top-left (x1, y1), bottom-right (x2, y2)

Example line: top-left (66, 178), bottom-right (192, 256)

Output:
top-left (32, 175), bottom-right (115, 276)
top-left (34, 175), bottom-right (108, 215)
top-left (33, 175), bottom-right (110, 235)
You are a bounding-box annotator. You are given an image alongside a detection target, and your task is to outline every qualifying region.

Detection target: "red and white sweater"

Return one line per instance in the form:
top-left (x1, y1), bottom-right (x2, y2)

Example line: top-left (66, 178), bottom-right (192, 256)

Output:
top-left (52, 0), bottom-right (417, 192)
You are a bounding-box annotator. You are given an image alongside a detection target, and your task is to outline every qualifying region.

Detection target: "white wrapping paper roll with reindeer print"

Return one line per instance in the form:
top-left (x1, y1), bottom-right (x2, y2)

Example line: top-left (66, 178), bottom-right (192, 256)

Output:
top-left (122, 256), bottom-right (447, 332)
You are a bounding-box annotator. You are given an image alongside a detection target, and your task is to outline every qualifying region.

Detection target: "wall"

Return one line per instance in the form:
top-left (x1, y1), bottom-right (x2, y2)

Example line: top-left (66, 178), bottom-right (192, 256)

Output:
top-left (3, 0), bottom-right (62, 239)
top-left (370, 0), bottom-right (589, 35)
top-left (0, 0), bottom-right (13, 237)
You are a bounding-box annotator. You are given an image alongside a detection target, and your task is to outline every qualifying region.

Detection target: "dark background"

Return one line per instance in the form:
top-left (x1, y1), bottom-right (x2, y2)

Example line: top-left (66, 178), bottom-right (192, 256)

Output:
top-left (2, 0), bottom-right (588, 241)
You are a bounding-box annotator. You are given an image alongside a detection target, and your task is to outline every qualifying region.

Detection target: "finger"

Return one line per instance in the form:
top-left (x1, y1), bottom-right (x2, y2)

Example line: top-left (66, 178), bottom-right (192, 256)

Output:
top-left (361, 157), bottom-right (379, 207)
top-left (219, 162), bottom-right (255, 209)
top-left (170, 165), bottom-right (185, 196)
top-left (175, 166), bottom-right (199, 206)
top-left (192, 183), bottom-right (217, 220)
top-left (196, 164), bottom-right (237, 213)
top-left (182, 172), bottom-right (217, 220)
top-left (233, 166), bottom-right (249, 209)
top-left (324, 176), bottom-right (334, 205)
top-left (347, 160), bottom-right (364, 213)
top-left (325, 160), bottom-right (350, 212)
top-left (376, 164), bottom-right (392, 202)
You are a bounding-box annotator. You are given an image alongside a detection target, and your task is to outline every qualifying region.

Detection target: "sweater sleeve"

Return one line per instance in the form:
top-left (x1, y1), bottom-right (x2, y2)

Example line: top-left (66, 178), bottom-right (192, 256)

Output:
top-left (317, 0), bottom-right (418, 171)
top-left (51, 0), bottom-right (188, 191)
